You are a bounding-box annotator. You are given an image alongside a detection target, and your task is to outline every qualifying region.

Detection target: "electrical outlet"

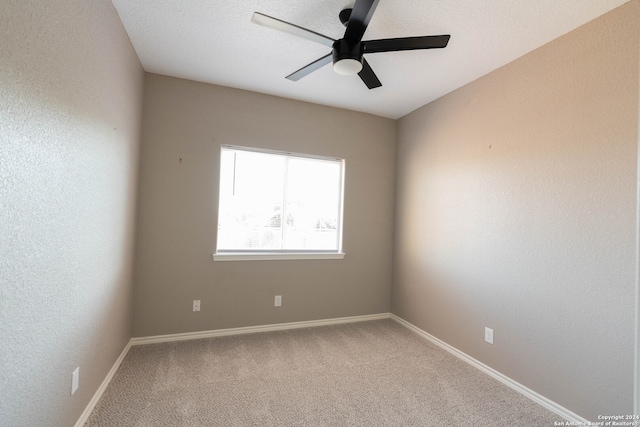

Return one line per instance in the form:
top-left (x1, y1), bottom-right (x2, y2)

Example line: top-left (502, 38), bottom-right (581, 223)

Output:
top-left (71, 367), bottom-right (79, 396)
top-left (193, 300), bottom-right (200, 312)
top-left (485, 327), bottom-right (494, 344)
top-left (274, 295), bottom-right (282, 307)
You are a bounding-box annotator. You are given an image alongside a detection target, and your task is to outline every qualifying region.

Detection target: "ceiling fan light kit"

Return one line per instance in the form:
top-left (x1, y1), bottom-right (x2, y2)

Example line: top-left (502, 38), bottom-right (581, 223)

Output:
top-left (333, 58), bottom-right (363, 75)
top-left (252, 0), bottom-right (450, 89)
top-left (332, 40), bottom-right (363, 75)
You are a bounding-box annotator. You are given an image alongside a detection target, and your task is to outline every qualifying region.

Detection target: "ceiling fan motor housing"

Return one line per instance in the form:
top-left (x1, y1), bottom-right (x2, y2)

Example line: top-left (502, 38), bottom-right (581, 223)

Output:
top-left (332, 39), bottom-right (363, 74)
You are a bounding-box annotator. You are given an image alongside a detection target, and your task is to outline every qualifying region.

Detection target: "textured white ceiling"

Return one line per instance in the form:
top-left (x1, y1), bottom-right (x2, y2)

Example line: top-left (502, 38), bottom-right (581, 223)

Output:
top-left (111, 0), bottom-right (628, 119)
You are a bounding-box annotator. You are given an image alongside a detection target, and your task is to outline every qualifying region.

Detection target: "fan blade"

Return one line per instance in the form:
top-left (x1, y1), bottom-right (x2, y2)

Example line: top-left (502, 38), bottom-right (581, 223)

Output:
top-left (286, 53), bottom-right (333, 81)
top-left (252, 12), bottom-right (335, 47)
top-left (363, 35), bottom-right (450, 53)
top-left (358, 58), bottom-right (382, 89)
top-left (344, 0), bottom-right (380, 42)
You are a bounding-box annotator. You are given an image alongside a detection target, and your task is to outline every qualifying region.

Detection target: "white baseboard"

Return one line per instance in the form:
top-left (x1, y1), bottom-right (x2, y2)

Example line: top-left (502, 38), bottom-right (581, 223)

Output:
top-left (390, 314), bottom-right (588, 423)
top-left (74, 339), bottom-right (132, 427)
top-left (131, 312), bottom-right (392, 345)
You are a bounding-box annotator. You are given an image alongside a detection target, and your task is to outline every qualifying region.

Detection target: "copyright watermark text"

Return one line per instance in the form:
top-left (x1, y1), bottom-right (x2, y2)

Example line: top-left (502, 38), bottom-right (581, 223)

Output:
top-left (554, 415), bottom-right (640, 426)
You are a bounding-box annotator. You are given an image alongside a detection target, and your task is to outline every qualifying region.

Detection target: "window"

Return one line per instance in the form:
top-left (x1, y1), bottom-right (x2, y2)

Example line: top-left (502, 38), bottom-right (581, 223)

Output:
top-left (214, 146), bottom-right (345, 260)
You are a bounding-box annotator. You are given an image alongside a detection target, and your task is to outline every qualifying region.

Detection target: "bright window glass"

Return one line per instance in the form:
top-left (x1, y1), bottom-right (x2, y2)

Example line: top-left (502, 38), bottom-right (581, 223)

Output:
top-left (216, 146), bottom-right (344, 253)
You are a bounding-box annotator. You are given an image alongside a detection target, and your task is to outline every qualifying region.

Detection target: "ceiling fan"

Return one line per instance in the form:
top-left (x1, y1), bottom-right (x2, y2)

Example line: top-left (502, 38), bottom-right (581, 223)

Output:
top-left (251, 0), bottom-right (450, 89)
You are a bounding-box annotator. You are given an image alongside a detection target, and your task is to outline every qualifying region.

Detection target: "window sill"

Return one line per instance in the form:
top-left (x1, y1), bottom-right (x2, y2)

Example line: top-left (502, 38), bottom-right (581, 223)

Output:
top-left (212, 252), bottom-right (345, 261)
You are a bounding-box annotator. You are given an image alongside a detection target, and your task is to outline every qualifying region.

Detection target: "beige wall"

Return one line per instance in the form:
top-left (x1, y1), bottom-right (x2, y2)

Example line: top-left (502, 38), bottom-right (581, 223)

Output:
top-left (392, 2), bottom-right (639, 421)
top-left (133, 74), bottom-right (396, 337)
top-left (0, 1), bottom-right (144, 426)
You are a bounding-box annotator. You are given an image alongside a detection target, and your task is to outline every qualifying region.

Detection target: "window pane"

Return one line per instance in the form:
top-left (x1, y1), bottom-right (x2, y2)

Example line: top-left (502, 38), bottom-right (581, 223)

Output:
top-left (217, 146), bottom-right (343, 253)
top-left (218, 149), bottom-right (285, 250)
top-left (284, 157), bottom-right (341, 250)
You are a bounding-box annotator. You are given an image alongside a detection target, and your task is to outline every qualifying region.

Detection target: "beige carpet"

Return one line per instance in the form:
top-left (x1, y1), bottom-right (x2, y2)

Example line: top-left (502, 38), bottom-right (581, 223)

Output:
top-left (85, 319), bottom-right (563, 426)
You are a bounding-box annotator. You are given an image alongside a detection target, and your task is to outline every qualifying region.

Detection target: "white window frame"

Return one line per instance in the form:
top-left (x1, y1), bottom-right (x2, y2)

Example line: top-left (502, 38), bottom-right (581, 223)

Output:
top-left (213, 145), bottom-right (346, 261)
